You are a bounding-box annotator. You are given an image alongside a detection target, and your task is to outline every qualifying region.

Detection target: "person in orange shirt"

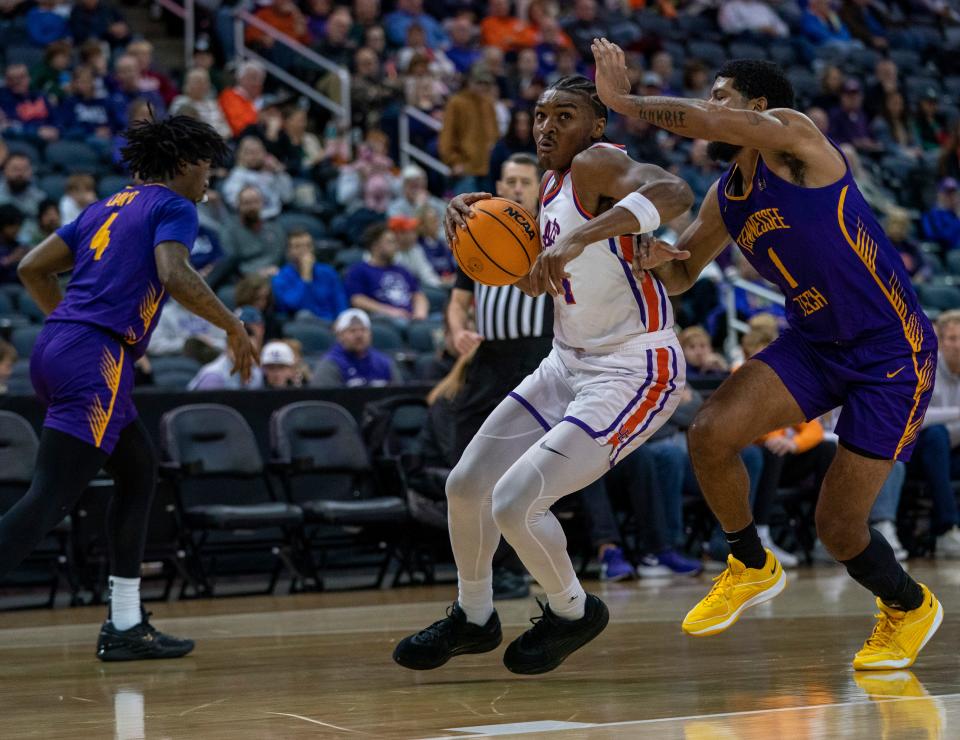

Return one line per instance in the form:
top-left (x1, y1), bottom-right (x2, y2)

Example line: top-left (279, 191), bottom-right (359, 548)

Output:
top-left (511, 0), bottom-right (573, 50)
top-left (245, 0), bottom-right (311, 48)
top-left (480, 0), bottom-right (526, 51)
top-left (219, 61), bottom-right (265, 138)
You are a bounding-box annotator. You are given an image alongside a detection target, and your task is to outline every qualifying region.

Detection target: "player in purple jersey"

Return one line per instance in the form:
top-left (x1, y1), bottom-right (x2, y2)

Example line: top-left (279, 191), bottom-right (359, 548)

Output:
top-left (9, 116), bottom-right (258, 661)
top-left (591, 41), bottom-right (942, 670)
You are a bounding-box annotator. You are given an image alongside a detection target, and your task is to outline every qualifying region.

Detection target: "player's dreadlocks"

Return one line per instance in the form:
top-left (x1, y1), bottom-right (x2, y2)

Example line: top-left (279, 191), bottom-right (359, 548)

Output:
top-left (120, 115), bottom-right (229, 183)
top-left (547, 75), bottom-right (609, 123)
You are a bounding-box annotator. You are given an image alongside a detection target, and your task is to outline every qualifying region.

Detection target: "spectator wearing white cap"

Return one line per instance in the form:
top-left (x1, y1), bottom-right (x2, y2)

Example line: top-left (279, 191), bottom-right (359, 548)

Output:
top-left (261, 341), bottom-right (302, 388)
top-left (312, 309), bottom-right (399, 387)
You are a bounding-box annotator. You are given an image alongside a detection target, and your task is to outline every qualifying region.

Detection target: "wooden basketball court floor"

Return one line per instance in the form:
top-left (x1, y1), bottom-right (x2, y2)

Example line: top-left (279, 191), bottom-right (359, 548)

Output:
top-left (3, 562), bottom-right (957, 739)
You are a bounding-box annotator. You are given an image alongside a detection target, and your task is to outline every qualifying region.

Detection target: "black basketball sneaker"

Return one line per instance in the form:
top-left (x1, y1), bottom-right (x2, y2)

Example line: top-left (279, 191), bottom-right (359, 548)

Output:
top-left (393, 602), bottom-right (502, 670)
top-left (502, 594), bottom-right (609, 674)
top-left (97, 608), bottom-right (195, 662)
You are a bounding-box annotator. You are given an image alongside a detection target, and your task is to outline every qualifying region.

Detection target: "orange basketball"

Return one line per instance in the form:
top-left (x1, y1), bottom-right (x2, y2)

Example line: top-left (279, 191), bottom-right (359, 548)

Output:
top-left (452, 197), bottom-right (540, 286)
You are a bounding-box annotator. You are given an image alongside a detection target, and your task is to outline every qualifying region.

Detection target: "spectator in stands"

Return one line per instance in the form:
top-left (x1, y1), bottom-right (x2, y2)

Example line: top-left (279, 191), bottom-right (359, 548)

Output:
top-left (349, 0), bottom-right (380, 46)
top-left (718, 0), bottom-right (789, 38)
top-left (682, 59), bottom-right (711, 99)
top-left (58, 65), bottom-right (121, 144)
top-left (914, 87), bottom-right (949, 152)
top-left (272, 229), bottom-right (347, 320)
top-left (940, 120), bottom-right (960, 180)
top-left (922, 177), bottom-right (960, 258)
top-left (650, 52), bottom-right (679, 97)
top-left (886, 208), bottom-right (930, 281)
top-left (0, 64), bottom-right (59, 142)
top-left (388, 164), bottom-right (445, 225)
top-left (190, 221), bottom-right (226, 282)
top-left (79, 39), bottom-right (109, 92)
top-left (865, 58), bottom-right (901, 119)
top-left (27, 0), bottom-right (69, 47)
top-left (417, 205), bottom-right (454, 279)
top-left (235, 273), bottom-right (282, 340)
top-left (219, 61), bottom-right (266, 138)
top-left (126, 40), bottom-right (178, 107)
top-left (261, 341), bottom-right (303, 388)
top-left (109, 54), bottom-right (166, 125)
top-left (68, 0), bottom-right (130, 48)
top-left (148, 299), bottom-right (226, 360)
top-left (189, 306), bottom-right (266, 391)
top-left (312, 308), bottom-right (398, 387)
top-left (0, 339), bottom-right (16, 394)
top-left (801, 0), bottom-right (855, 49)
top-left (828, 79), bottom-right (880, 153)
top-left (314, 6), bottom-right (356, 67)
top-left (806, 106), bottom-right (829, 135)
top-left (58, 173), bottom-right (97, 225)
top-left (506, 48), bottom-right (545, 106)
top-left (398, 22), bottom-right (456, 81)
top-left (351, 46), bottom-right (400, 132)
top-left (222, 185), bottom-right (287, 277)
top-left (562, 0), bottom-right (607, 61)
top-left (871, 91), bottom-right (921, 159)
top-left (339, 174), bottom-right (391, 244)
top-left (170, 68), bottom-right (231, 139)
top-left (910, 309), bottom-right (960, 558)
top-left (27, 198), bottom-right (60, 244)
top-left (513, 0), bottom-right (572, 51)
top-left (390, 214), bottom-right (443, 288)
top-left (481, 0), bottom-right (525, 51)
top-left (680, 325), bottom-right (728, 376)
top-left (839, 0), bottom-right (891, 50)
top-left (812, 65), bottom-right (845, 112)
top-left (679, 139), bottom-right (722, 210)
top-left (0, 204), bottom-right (26, 284)
top-left (246, 0), bottom-right (311, 52)
top-left (486, 107), bottom-right (535, 193)
top-left (345, 222), bottom-right (428, 322)
top-left (222, 136), bottom-right (294, 220)
top-left (384, 0), bottom-right (447, 49)
top-left (0, 154), bottom-right (46, 223)
top-left (447, 14), bottom-right (481, 74)
top-left (439, 64), bottom-right (500, 195)
top-left (267, 105), bottom-right (331, 183)
top-left (32, 40), bottom-right (72, 102)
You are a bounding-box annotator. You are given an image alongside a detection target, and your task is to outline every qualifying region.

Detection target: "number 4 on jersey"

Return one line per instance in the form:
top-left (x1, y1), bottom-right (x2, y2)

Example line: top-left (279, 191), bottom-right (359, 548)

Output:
top-left (90, 213), bottom-right (120, 261)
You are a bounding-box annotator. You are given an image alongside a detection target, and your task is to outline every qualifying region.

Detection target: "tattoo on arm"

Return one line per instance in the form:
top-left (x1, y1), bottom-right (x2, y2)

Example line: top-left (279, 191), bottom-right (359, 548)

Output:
top-left (632, 99), bottom-right (688, 129)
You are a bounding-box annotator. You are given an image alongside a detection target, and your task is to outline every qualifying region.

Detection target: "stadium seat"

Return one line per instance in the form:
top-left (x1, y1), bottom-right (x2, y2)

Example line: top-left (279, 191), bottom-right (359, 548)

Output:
top-left (0, 291), bottom-right (11, 315)
top-left (6, 45), bottom-right (43, 71)
top-left (906, 75), bottom-right (939, 95)
top-left (0, 411), bottom-right (69, 606)
top-left (407, 321), bottom-right (439, 353)
top-left (4, 139), bottom-right (40, 166)
top-left (159, 404), bottom-right (311, 596)
top-left (44, 141), bottom-right (101, 175)
top-left (269, 401), bottom-right (409, 588)
top-left (98, 174), bottom-right (130, 198)
top-left (16, 292), bottom-right (46, 323)
top-left (283, 321), bottom-right (335, 353)
top-left (728, 41), bottom-right (769, 61)
top-left (422, 284), bottom-right (449, 315)
top-left (946, 250), bottom-right (960, 277)
top-left (371, 321), bottom-right (404, 351)
top-left (686, 41), bottom-right (727, 70)
top-left (38, 173), bottom-right (67, 202)
top-left (918, 283), bottom-right (960, 312)
top-left (334, 247), bottom-right (364, 271)
top-left (277, 212), bottom-right (328, 241)
top-left (151, 356), bottom-right (202, 375)
top-left (889, 48), bottom-right (922, 74)
top-left (10, 325), bottom-right (42, 356)
top-left (768, 45), bottom-right (797, 68)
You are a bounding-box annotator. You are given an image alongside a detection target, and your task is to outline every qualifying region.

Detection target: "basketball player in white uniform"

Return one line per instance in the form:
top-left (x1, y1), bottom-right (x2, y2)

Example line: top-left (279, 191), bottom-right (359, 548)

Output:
top-left (394, 76), bottom-right (694, 674)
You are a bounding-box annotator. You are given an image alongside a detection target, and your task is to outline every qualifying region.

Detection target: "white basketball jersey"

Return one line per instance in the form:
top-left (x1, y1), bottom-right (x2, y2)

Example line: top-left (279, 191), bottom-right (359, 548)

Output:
top-left (539, 142), bottom-right (674, 351)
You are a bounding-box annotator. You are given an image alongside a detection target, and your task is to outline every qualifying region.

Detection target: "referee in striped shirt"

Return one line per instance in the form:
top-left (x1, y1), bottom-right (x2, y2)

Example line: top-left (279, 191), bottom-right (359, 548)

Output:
top-left (447, 153), bottom-right (552, 599)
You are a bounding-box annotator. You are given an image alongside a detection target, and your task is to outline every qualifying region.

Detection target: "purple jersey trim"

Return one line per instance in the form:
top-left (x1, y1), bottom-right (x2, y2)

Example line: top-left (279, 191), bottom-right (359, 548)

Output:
top-left (508, 391), bottom-right (551, 432)
top-left (561, 349), bottom-right (655, 439)
top-left (608, 238), bottom-right (647, 326)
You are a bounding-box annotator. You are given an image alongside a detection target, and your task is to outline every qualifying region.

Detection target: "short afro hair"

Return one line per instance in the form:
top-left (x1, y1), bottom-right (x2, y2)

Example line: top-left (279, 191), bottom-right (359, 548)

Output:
top-left (545, 75), bottom-right (608, 122)
top-left (716, 59), bottom-right (794, 111)
top-left (120, 114), bottom-right (229, 182)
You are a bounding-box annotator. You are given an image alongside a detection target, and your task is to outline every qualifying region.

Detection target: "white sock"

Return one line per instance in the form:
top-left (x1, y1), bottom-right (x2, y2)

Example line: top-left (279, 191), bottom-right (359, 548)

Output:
top-left (109, 576), bottom-right (141, 631)
top-left (457, 575), bottom-right (494, 626)
top-left (548, 580), bottom-right (586, 621)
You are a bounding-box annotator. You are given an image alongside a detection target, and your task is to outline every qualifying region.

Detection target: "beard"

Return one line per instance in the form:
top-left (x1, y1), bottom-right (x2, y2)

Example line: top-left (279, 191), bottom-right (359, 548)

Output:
top-left (707, 141), bottom-right (742, 162)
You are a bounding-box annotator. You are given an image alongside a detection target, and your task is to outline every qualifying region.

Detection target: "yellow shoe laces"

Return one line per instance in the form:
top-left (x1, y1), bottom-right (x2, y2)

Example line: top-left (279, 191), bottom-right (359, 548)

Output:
top-left (863, 611), bottom-right (904, 652)
top-left (702, 567), bottom-right (741, 607)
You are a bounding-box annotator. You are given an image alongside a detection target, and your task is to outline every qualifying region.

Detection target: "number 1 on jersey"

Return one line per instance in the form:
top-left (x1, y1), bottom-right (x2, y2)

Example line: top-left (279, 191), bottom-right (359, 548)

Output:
top-left (90, 213), bottom-right (120, 261)
top-left (767, 246), bottom-right (798, 289)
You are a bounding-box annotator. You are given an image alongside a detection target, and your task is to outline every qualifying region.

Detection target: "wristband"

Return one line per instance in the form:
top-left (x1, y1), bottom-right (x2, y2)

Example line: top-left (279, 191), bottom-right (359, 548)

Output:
top-left (614, 191), bottom-right (661, 234)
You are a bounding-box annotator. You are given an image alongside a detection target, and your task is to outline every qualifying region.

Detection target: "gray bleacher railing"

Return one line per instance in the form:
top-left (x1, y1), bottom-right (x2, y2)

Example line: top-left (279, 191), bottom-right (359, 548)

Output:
top-left (154, 0), bottom-right (195, 71)
top-left (724, 277), bottom-right (786, 358)
top-left (233, 1), bottom-right (351, 131)
top-left (399, 105), bottom-right (450, 178)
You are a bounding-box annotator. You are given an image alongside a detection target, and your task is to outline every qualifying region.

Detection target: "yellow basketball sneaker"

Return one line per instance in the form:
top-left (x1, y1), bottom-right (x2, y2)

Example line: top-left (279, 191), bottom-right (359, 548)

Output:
top-left (853, 584), bottom-right (943, 671)
top-left (682, 549), bottom-right (786, 637)
top-left (854, 670), bottom-right (945, 739)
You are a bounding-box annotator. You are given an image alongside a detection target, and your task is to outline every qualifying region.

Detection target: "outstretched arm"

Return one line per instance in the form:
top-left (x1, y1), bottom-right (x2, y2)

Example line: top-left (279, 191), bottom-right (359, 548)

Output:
top-left (592, 39), bottom-right (821, 154)
top-left (530, 146), bottom-right (693, 296)
top-left (646, 182), bottom-right (732, 295)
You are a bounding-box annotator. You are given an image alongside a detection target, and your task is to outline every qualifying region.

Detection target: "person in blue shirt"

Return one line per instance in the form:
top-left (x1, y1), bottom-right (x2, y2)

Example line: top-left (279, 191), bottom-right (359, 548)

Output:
top-left (384, 0), bottom-right (449, 49)
top-left (57, 64), bottom-right (122, 143)
top-left (272, 229), bottom-right (348, 321)
top-left (922, 178), bottom-right (960, 259)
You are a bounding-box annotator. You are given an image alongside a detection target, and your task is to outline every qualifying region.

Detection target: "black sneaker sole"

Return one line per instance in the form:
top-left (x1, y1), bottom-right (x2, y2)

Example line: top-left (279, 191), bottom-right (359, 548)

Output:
top-left (97, 643), bottom-right (195, 662)
top-left (393, 631), bottom-right (503, 670)
top-left (504, 600), bottom-right (610, 675)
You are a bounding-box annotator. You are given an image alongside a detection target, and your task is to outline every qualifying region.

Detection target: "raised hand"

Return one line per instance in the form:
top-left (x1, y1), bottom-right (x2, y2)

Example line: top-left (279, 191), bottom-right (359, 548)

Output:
top-left (591, 38), bottom-right (632, 114)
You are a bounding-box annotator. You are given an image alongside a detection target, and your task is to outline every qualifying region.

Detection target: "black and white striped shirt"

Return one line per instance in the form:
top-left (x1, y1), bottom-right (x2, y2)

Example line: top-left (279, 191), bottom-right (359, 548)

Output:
top-left (455, 269), bottom-right (553, 342)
